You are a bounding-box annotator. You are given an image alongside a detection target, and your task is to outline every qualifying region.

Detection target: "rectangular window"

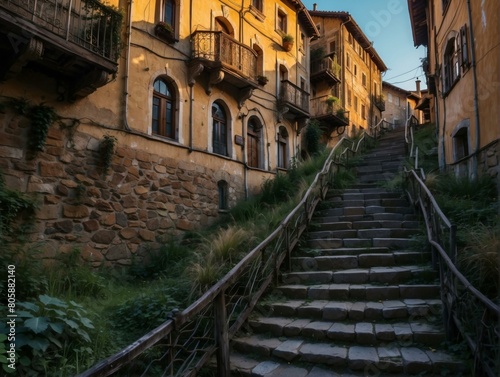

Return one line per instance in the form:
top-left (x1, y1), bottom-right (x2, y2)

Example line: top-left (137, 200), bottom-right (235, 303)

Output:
top-left (277, 9), bottom-right (287, 33)
top-left (252, 0), bottom-right (263, 12)
top-left (329, 40), bottom-right (336, 55)
top-left (362, 73), bottom-right (367, 87)
top-left (354, 64), bottom-right (357, 77)
top-left (347, 88), bottom-right (352, 107)
top-left (348, 33), bottom-right (353, 46)
top-left (346, 53), bottom-right (351, 70)
top-left (361, 104), bottom-right (366, 119)
top-left (460, 25), bottom-right (470, 69)
top-left (354, 96), bottom-right (358, 113)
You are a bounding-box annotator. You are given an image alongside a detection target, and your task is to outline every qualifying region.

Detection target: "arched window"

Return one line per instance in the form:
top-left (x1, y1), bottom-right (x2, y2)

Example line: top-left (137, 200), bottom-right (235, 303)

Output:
top-left (453, 120), bottom-right (470, 161)
top-left (443, 35), bottom-right (460, 92)
top-left (218, 180), bottom-right (229, 210)
top-left (152, 78), bottom-right (176, 139)
top-left (253, 44), bottom-right (264, 77)
top-left (277, 126), bottom-right (288, 169)
top-left (212, 102), bottom-right (228, 156)
top-left (247, 117), bottom-right (263, 169)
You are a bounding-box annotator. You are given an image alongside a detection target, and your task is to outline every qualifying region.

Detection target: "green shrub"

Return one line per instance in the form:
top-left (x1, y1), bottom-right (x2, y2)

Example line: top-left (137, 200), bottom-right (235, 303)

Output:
top-left (112, 290), bottom-right (179, 340)
top-left (0, 295), bottom-right (96, 376)
top-left (47, 249), bottom-right (106, 299)
top-left (304, 120), bottom-right (324, 157)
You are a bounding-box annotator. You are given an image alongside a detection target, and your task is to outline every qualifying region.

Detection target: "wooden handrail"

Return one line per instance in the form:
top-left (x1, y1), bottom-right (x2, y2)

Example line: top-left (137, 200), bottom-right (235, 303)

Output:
top-left (78, 135), bottom-right (376, 377)
top-left (404, 167), bottom-right (500, 377)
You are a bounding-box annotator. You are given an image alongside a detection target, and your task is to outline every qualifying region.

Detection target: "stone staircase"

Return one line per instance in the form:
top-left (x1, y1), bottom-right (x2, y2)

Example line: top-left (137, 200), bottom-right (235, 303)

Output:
top-left (229, 128), bottom-right (469, 376)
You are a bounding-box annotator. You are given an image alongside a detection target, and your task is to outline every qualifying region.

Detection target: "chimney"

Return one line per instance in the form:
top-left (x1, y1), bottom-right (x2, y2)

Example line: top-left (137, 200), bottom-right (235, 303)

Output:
top-left (313, 3), bottom-right (317, 11)
top-left (415, 79), bottom-right (421, 96)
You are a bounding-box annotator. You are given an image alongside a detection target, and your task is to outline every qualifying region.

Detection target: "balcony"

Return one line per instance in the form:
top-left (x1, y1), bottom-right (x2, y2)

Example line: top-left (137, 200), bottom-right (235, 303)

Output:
top-left (279, 80), bottom-right (309, 119)
top-left (310, 95), bottom-right (349, 129)
top-left (373, 94), bottom-right (386, 111)
top-left (189, 31), bottom-right (258, 101)
top-left (0, 0), bottom-right (122, 99)
top-left (310, 57), bottom-right (341, 84)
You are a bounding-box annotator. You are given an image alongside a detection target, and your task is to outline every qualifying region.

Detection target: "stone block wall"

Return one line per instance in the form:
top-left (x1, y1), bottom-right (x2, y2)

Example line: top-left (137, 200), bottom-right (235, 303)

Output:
top-left (0, 109), bottom-right (243, 266)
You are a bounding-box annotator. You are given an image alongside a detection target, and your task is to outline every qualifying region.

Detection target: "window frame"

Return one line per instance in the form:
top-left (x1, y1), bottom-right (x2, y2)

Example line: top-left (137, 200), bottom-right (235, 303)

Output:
top-left (277, 126), bottom-right (288, 169)
top-left (217, 180), bottom-right (229, 210)
top-left (247, 117), bottom-right (263, 169)
top-left (443, 35), bottom-right (460, 94)
top-left (276, 7), bottom-right (288, 34)
top-left (152, 77), bottom-right (176, 140)
top-left (212, 101), bottom-right (229, 157)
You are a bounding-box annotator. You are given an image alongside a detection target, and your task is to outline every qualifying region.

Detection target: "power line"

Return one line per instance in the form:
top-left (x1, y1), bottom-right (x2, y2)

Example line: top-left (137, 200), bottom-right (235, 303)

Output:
top-left (384, 65), bottom-right (422, 81)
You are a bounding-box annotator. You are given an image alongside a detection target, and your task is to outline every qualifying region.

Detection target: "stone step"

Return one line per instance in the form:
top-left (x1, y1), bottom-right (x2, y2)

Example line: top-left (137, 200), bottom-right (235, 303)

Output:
top-left (320, 206), bottom-right (414, 217)
top-left (276, 283), bottom-right (440, 301)
top-left (291, 252), bottom-right (432, 270)
top-left (245, 317), bottom-right (446, 346)
top-left (331, 198), bottom-right (410, 207)
top-left (326, 192), bottom-right (405, 200)
top-left (266, 299), bottom-right (442, 323)
top-left (230, 340), bottom-right (467, 375)
top-left (308, 228), bottom-right (420, 240)
top-left (283, 265), bottom-right (437, 285)
top-left (307, 237), bottom-right (415, 249)
top-left (316, 213), bottom-right (419, 224)
top-left (314, 220), bottom-right (420, 231)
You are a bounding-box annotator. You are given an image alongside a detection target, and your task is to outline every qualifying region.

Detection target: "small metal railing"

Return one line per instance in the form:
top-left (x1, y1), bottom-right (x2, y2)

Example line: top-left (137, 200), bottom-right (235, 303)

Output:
top-left (280, 79), bottom-right (309, 113)
top-left (372, 94), bottom-right (385, 111)
top-left (404, 169), bottom-right (500, 377)
top-left (404, 114), bottom-right (420, 169)
top-left (1, 0), bottom-right (122, 61)
top-left (77, 133), bottom-right (376, 377)
top-left (191, 30), bottom-right (258, 80)
top-left (369, 118), bottom-right (391, 140)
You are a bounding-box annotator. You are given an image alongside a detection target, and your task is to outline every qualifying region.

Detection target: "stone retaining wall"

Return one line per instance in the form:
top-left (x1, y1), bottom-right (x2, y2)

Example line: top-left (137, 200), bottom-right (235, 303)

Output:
top-left (0, 110), bottom-right (243, 266)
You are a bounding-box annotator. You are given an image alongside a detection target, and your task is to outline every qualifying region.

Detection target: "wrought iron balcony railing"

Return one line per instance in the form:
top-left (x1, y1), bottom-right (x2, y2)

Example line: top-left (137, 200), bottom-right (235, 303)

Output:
top-left (191, 31), bottom-right (258, 80)
top-left (1, 0), bottom-right (122, 62)
top-left (311, 57), bottom-right (341, 83)
top-left (280, 80), bottom-right (309, 114)
top-left (373, 94), bottom-right (386, 112)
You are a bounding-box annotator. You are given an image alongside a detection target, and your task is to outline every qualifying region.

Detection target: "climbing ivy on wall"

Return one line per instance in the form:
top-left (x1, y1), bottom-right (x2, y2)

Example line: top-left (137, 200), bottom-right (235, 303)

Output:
top-left (0, 173), bottom-right (37, 242)
top-left (7, 98), bottom-right (58, 153)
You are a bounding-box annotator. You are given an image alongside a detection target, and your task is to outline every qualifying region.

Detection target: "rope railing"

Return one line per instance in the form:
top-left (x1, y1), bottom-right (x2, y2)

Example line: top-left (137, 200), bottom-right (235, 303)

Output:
top-left (404, 168), bottom-right (500, 377)
top-left (77, 132), bottom-right (377, 377)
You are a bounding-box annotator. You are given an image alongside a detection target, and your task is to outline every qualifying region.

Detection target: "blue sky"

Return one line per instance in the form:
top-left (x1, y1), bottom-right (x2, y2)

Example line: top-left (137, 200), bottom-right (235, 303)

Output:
top-left (302, 0), bottom-right (427, 91)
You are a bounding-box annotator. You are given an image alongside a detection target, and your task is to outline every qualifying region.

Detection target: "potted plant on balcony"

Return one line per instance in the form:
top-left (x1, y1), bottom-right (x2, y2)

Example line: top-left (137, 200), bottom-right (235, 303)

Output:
top-left (282, 34), bottom-right (294, 52)
top-left (257, 75), bottom-right (269, 85)
top-left (154, 21), bottom-right (176, 43)
top-left (326, 95), bottom-right (339, 111)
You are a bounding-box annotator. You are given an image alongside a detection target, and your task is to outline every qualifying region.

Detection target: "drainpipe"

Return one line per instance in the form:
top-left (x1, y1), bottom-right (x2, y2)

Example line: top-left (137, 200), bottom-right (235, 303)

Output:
top-left (122, 0), bottom-right (133, 131)
top-left (188, 0), bottom-right (194, 152)
top-left (240, 111), bottom-right (248, 199)
top-left (434, 28), bottom-right (445, 171)
top-left (466, 0), bottom-right (480, 179)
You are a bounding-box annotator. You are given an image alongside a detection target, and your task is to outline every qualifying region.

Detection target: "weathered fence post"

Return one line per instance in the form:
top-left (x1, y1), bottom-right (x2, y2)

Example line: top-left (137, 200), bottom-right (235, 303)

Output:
top-left (214, 293), bottom-right (230, 377)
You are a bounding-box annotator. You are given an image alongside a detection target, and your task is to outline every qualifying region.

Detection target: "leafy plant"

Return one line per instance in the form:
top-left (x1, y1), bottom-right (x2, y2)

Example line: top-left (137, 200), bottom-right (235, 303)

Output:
top-left (99, 134), bottom-right (117, 174)
top-left (29, 104), bottom-right (57, 152)
top-left (112, 290), bottom-right (179, 340)
top-left (282, 34), bottom-right (294, 43)
top-left (0, 173), bottom-right (37, 242)
top-left (304, 120), bottom-right (323, 157)
top-left (0, 295), bottom-right (96, 375)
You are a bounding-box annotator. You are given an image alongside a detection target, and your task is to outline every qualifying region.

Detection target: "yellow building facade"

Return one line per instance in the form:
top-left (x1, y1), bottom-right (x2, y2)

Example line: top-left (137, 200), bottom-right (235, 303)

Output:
top-left (408, 0), bottom-right (500, 179)
top-left (0, 0), bottom-right (318, 265)
top-left (308, 9), bottom-right (387, 146)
